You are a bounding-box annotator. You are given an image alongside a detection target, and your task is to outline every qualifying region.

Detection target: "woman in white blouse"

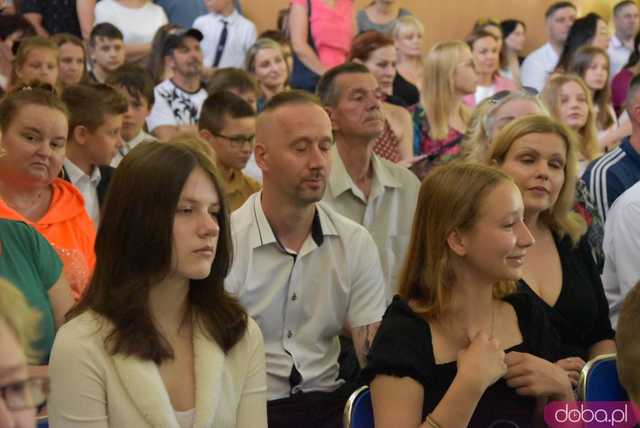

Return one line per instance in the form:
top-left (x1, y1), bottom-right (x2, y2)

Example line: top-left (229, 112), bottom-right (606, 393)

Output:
top-left (95, 0), bottom-right (168, 63)
top-left (48, 138), bottom-right (267, 428)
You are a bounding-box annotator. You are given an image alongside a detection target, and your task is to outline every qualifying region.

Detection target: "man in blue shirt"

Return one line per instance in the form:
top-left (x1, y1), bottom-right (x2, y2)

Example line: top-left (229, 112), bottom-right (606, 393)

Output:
top-left (583, 74), bottom-right (640, 221)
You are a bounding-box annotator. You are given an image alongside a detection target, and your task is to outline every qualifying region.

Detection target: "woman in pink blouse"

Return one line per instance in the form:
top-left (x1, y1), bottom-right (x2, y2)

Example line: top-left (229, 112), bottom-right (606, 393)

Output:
top-left (289, 0), bottom-right (354, 79)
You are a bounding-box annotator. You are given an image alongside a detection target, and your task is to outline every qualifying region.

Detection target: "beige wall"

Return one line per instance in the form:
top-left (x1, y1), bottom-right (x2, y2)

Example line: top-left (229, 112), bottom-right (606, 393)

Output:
top-left (241, 0), bottom-right (620, 56)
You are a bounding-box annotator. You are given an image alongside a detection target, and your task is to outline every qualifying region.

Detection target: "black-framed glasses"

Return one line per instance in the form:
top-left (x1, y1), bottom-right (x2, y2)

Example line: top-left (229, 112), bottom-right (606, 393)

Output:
top-left (211, 131), bottom-right (255, 148)
top-left (0, 377), bottom-right (49, 411)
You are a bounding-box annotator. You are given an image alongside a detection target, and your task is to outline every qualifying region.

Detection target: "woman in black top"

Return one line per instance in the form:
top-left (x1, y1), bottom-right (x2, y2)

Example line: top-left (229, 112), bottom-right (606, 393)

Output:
top-left (485, 115), bottom-right (616, 381)
top-left (364, 162), bottom-right (574, 428)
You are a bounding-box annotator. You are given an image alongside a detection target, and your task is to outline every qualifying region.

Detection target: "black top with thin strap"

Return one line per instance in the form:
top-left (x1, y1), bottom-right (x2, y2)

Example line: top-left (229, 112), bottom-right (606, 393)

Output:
top-left (363, 293), bottom-right (573, 427)
top-left (517, 233), bottom-right (615, 360)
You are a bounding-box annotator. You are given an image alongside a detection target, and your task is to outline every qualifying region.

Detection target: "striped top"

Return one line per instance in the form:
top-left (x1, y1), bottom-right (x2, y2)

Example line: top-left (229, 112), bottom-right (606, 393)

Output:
top-left (582, 138), bottom-right (640, 221)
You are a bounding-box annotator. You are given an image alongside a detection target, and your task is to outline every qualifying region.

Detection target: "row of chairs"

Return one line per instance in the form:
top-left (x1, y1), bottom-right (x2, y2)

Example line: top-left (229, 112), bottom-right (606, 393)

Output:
top-left (34, 354), bottom-right (626, 428)
top-left (344, 353), bottom-right (629, 428)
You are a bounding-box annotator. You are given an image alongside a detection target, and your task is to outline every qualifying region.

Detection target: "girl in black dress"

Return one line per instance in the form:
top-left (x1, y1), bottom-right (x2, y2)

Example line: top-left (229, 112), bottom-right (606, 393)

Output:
top-left (365, 162), bottom-right (574, 428)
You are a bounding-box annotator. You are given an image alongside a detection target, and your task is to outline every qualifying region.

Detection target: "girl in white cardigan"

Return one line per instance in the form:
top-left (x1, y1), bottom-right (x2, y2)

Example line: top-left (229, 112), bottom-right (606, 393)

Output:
top-left (48, 137), bottom-right (267, 428)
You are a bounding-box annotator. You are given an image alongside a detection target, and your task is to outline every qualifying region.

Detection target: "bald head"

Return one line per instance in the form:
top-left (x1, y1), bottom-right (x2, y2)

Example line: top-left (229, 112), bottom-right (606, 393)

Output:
top-left (255, 95), bottom-right (333, 205)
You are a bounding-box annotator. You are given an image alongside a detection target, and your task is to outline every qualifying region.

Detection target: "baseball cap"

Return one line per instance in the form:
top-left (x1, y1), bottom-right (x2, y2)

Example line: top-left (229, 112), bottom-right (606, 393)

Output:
top-left (162, 28), bottom-right (204, 57)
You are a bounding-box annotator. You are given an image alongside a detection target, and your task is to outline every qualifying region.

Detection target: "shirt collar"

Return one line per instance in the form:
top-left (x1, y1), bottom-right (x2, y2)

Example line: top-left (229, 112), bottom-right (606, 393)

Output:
top-left (211, 9), bottom-right (238, 24)
top-left (63, 159), bottom-right (101, 186)
top-left (328, 145), bottom-right (401, 199)
top-left (250, 192), bottom-right (337, 251)
top-left (611, 34), bottom-right (625, 49)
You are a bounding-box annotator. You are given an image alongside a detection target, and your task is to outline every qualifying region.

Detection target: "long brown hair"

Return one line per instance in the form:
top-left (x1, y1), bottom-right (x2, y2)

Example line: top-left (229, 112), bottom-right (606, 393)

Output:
top-left (398, 162), bottom-right (516, 319)
top-left (68, 137), bottom-right (248, 363)
top-left (567, 46), bottom-right (614, 131)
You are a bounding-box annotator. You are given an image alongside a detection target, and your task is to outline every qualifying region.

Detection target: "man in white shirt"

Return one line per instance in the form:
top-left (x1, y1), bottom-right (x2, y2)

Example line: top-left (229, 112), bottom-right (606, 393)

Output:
top-left (193, 0), bottom-right (257, 69)
top-left (318, 63), bottom-right (420, 303)
top-left (225, 90), bottom-right (386, 428)
top-left (608, 0), bottom-right (640, 78)
top-left (521, 1), bottom-right (577, 92)
top-left (147, 28), bottom-right (207, 141)
top-left (602, 180), bottom-right (640, 328)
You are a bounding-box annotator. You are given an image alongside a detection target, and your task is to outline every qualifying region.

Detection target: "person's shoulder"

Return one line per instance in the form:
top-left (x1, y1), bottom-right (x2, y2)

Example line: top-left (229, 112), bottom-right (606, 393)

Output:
top-left (316, 201), bottom-right (373, 241)
top-left (523, 44), bottom-right (548, 63)
top-left (192, 12), bottom-right (211, 27)
top-left (377, 155), bottom-right (421, 188)
top-left (230, 192), bottom-right (259, 232)
top-left (57, 311), bottom-right (106, 343)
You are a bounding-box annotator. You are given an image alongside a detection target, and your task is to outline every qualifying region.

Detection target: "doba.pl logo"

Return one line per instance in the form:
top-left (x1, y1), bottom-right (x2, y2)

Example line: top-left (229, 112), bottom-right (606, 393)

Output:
top-left (544, 401), bottom-right (640, 427)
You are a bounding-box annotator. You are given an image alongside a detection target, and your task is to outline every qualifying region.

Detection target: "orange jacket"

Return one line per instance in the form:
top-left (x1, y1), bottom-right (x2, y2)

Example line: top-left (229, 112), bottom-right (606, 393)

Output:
top-left (0, 179), bottom-right (96, 299)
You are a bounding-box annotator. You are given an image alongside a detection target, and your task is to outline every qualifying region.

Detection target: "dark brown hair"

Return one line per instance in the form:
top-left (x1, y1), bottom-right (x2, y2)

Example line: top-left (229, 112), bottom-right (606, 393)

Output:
top-left (206, 67), bottom-right (258, 96)
top-left (68, 137), bottom-right (247, 362)
top-left (62, 83), bottom-right (128, 135)
top-left (199, 90), bottom-right (255, 134)
top-left (106, 64), bottom-right (155, 107)
top-left (567, 46), bottom-right (614, 130)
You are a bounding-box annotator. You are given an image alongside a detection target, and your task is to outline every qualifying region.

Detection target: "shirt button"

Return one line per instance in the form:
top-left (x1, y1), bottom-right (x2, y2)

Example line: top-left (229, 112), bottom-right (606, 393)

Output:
top-left (292, 293), bottom-right (297, 301)
top-left (287, 330), bottom-right (293, 338)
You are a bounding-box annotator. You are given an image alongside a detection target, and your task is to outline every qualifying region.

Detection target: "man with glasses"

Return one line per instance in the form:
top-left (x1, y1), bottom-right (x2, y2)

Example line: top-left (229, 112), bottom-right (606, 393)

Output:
top-left (0, 279), bottom-right (49, 428)
top-left (199, 90), bottom-right (260, 211)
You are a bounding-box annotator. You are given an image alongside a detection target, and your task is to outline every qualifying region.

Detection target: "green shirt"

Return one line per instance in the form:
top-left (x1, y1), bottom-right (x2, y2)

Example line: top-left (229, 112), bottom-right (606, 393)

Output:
top-left (0, 219), bottom-right (63, 363)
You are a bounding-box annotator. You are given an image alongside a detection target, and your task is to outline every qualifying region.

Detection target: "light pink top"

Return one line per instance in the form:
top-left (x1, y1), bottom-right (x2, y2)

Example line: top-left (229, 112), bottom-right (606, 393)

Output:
top-left (463, 75), bottom-right (518, 107)
top-left (292, 0), bottom-right (354, 69)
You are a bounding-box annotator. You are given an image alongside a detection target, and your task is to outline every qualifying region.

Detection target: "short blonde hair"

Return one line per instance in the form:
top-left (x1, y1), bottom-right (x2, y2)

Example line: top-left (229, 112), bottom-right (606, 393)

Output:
top-left (0, 279), bottom-right (41, 363)
top-left (487, 115), bottom-right (587, 245)
top-left (542, 74), bottom-right (600, 161)
top-left (391, 15), bottom-right (424, 40)
top-left (461, 91), bottom-right (548, 162)
top-left (398, 162), bottom-right (516, 320)
top-left (423, 41), bottom-right (472, 140)
top-left (617, 281), bottom-right (640, 405)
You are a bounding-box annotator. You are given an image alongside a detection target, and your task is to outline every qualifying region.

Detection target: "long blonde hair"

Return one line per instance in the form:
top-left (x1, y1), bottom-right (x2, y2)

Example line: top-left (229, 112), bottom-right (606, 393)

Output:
top-left (541, 74), bottom-right (600, 161)
top-left (488, 115), bottom-right (587, 245)
top-left (423, 41), bottom-right (471, 140)
top-left (398, 162), bottom-right (516, 319)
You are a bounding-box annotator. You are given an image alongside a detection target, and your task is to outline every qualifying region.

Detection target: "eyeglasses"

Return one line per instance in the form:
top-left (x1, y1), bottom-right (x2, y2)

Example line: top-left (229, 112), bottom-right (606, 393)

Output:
top-left (0, 377), bottom-right (49, 411)
top-left (211, 131), bottom-right (255, 148)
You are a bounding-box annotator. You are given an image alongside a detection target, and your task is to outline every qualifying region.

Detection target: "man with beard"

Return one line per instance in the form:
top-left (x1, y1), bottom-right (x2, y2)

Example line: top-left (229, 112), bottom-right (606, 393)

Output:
top-left (319, 63), bottom-right (420, 304)
top-left (147, 27), bottom-right (207, 141)
top-left (225, 90), bottom-right (386, 428)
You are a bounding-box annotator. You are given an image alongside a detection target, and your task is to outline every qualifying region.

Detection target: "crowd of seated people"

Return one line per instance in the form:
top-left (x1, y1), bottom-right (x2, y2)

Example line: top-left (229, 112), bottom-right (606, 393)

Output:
top-left (2, 1), bottom-right (640, 427)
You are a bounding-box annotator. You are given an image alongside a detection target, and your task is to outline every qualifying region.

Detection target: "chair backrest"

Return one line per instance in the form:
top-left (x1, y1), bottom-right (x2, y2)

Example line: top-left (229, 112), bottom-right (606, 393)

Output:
top-left (343, 385), bottom-right (374, 428)
top-left (36, 415), bottom-right (48, 428)
top-left (577, 353), bottom-right (630, 401)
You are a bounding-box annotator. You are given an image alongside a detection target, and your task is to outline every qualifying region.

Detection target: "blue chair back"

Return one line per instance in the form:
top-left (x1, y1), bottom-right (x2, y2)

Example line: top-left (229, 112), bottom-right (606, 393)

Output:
top-left (577, 353), bottom-right (629, 401)
top-left (36, 416), bottom-right (48, 428)
top-left (343, 385), bottom-right (373, 428)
